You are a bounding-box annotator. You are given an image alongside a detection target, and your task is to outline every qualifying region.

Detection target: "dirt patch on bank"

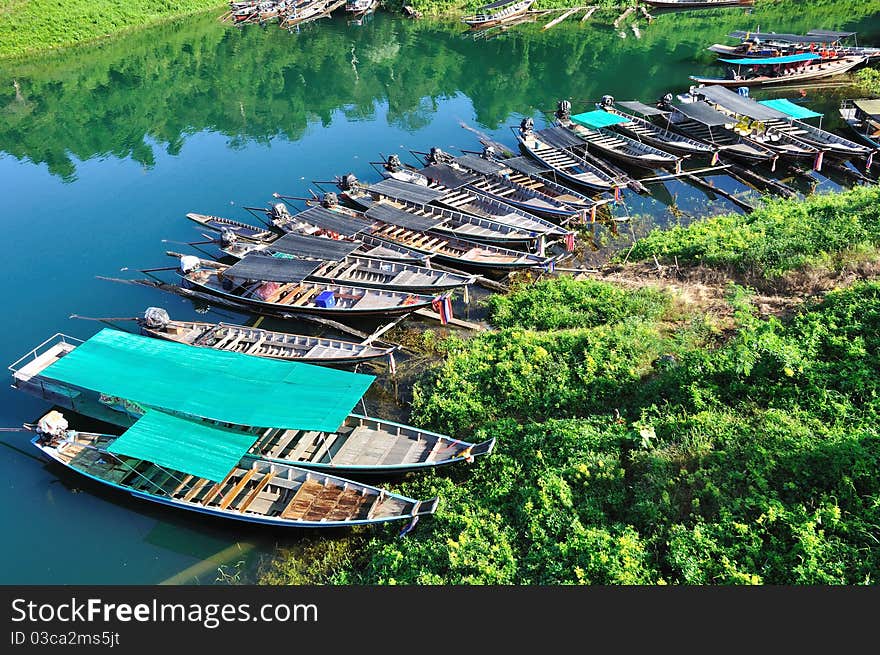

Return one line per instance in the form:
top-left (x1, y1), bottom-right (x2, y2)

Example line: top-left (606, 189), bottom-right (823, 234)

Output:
top-left (588, 258), bottom-right (880, 324)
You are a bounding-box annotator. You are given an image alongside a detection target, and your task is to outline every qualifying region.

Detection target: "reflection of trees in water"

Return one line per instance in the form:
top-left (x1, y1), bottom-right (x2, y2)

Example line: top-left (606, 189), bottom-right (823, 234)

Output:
top-left (0, 1), bottom-right (877, 180)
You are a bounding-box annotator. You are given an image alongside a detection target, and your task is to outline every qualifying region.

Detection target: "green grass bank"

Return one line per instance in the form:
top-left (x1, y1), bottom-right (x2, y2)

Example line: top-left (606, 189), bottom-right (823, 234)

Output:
top-left (0, 0), bottom-right (225, 59)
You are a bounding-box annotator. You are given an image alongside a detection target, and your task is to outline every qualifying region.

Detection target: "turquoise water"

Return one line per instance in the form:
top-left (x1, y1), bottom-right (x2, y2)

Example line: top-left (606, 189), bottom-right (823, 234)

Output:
top-left (1, 4), bottom-right (879, 584)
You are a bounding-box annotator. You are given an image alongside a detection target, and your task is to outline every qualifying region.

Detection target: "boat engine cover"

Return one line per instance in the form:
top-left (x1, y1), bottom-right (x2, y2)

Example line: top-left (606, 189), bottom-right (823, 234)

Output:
top-left (144, 307), bottom-right (171, 329)
top-left (179, 255), bottom-right (202, 274)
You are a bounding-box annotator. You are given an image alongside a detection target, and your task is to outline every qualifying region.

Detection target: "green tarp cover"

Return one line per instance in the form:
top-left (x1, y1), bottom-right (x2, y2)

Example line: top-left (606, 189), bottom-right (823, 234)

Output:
top-left (108, 410), bottom-right (257, 483)
top-left (758, 99), bottom-right (823, 120)
top-left (570, 110), bottom-right (629, 130)
top-left (42, 329), bottom-right (374, 432)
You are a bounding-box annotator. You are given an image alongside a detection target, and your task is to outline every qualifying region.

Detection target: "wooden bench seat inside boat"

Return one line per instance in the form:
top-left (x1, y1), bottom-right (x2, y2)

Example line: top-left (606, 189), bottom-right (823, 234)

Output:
top-left (279, 479), bottom-right (371, 521)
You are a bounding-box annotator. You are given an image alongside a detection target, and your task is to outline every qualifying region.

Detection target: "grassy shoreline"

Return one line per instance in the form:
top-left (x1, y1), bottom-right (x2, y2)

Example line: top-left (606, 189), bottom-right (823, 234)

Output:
top-left (0, 0), bottom-right (634, 61)
top-left (0, 1), bottom-right (227, 60)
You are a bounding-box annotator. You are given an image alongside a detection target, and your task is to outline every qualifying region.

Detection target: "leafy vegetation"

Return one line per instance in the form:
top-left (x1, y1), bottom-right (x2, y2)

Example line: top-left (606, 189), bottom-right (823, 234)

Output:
top-left (855, 67), bottom-right (880, 97)
top-left (260, 277), bottom-right (880, 585)
top-left (621, 185), bottom-right (880, 279)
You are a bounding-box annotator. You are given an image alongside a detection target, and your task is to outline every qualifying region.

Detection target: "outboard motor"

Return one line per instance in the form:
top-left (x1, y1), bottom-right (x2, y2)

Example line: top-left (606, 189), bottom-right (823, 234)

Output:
top-left (599, 95), bottom-right (614, 108)
top-left (338, 173), bottom-right (358, 191)
top-left (386, 153), bottom-right (403, 172)
top-left (269, 202), bottom-right (290, 221)
top-left (481, 145), bottom-right (497, 160)
top-left (658, 93), bottom-right (674, 110)
top-left (555, 100), bottom-right (572, 121)
top-left (322, 192), bottom-right (338, 208)
top-left (143, 307), bottom-right (171, 329)
top-left (519, 117), bottom-right (534, 134)
top-left (220, 227), bottom-right (238, 246)
top-left (178, 255), bottom-right (201, 274)
top-left (427, 147), bottom-right (452, 165)
top-left (35, 410), bottom-right (69, 444)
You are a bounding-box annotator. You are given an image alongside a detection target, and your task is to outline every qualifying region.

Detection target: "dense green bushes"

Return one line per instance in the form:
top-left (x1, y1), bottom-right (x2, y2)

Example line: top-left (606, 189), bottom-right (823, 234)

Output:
top-left (621, 186), bottom-right (880, 279)
top-left (260, 278), bottom-right (880, 585)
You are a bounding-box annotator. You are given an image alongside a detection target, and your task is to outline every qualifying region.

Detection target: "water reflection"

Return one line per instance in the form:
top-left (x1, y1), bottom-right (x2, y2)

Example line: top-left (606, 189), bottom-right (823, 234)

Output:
top-left (2, 3), bottom-right (879, 181)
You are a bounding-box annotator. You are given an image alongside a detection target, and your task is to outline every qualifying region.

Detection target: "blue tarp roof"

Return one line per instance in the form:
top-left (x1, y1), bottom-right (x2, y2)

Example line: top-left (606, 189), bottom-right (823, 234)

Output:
top-left (720, 52), bottom-right (820, 65)
top-left (570, 110), bottom-right (629, 130)
top-left (758, 99), bottom-right (823, 120)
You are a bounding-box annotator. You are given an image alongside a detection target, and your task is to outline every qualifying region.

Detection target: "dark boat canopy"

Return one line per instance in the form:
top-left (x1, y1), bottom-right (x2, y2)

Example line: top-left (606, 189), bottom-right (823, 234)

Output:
top-left (728, 30), bottom-right (855, 44)
top-left (295, 205), bottom-right (373, 237)
top-left (480, 0), bottom-right (521, 10)
top-left (267, 232), bottom-right (360, 261)
top-left (806, 29), bottom-right (857, 39)
top-left (365, 203), bottom-right (445, 232)
top-left (854, 99), bottom-right (880, 118)
top-left (502, 155), bottom-right (550, 175)
top-left (417, 163), bottom-right (475, 190)
top-left (454, 154), bottom-right (507, 176)
top-left (367, 178), bottom-right (445, 205)
top-left (617, 100), bottom-right (669, 116)
top-left (536, 126), bottom-right (586, 150)
top-left (222, 254), bottom-right (322, 283)
top-left (695, 85), bottom-right (788, 120)
top-left (673, 101), bottom-right (735, 127)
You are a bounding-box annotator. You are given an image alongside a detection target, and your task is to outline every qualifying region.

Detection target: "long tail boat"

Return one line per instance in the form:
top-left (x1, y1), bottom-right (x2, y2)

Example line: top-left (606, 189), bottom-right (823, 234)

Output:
top-left (186, 210), bottom-right (431, 264)
top-left (420, 147), bottom-right (609, 222)
top-left (656, 98), bottom-right (778, 165)
top-left (592, 98), bottom-right (718, 158)
top-left (461, 0), bottom-right (535, 30)
top-left (174, 254), bottom-right (441, 318)
top-left (378, 151), bottom-right (592, 225)
top-left (690, 53), bottom-right (866, 88)
top-left (25, 410), bottom-right (438, 528)
top-left (288, 196), bottom-right (556, 271)
top-left (10, 330), bottom-right (494, 475)
top-left (708, 30), bottom-right (880, 63)
top-left (215, 232), bottom-right (476, 293)
top-left (555, 103), bottom-right (683, 170)
top-left (689, 84), bottom-right (871, 163)
top-left (279, 0), bottom-right (345, 28)
top-left (343, 173), bottom-right (571, 243)
top-left (839, 99), bottom-right (880, 153)
top-left (512, 121), bottom-right (627, 194)
top-left (138, 307), bottom-right (397, 364)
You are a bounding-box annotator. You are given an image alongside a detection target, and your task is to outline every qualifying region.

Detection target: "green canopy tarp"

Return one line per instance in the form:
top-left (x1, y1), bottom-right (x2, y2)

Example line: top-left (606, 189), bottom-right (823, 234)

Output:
top-left (570, 110), bottom-right (629, 130)
top-left (758, 99), bottom-right (823, 120)
top-left (42, 329), bottom-right (374, 432)
top-left (108, 410), bottom-right (257, 483)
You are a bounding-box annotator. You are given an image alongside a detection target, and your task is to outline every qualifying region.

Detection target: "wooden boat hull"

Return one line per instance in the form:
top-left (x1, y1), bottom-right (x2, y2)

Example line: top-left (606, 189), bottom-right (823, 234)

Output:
top-left (690, 56), bottom-right (865, 88)
top-left (343, 189), bottom-right (546, 247)
top-left (605, 109), bottom-right (716, 157)
top-left (462, 0), bottom-right (534, 29)
top-left (189, 211), bottom-right (431, 264)
top-left (839, 102), bottom-right (880, 151)
top-left (182, 273), bottom-right (436, 318)
top-left (140, 318), bottom-right (396, 364)
top-left (304, 202), bottom-right (553, 271)
top-left (220, 238), bottom-right (474, 292)
top-left (32, 435), bottom-right (437, 528)
top-left (251, 414), bottom-right (496, 473)
top-left (513, 130), bottom-right (618, 193)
